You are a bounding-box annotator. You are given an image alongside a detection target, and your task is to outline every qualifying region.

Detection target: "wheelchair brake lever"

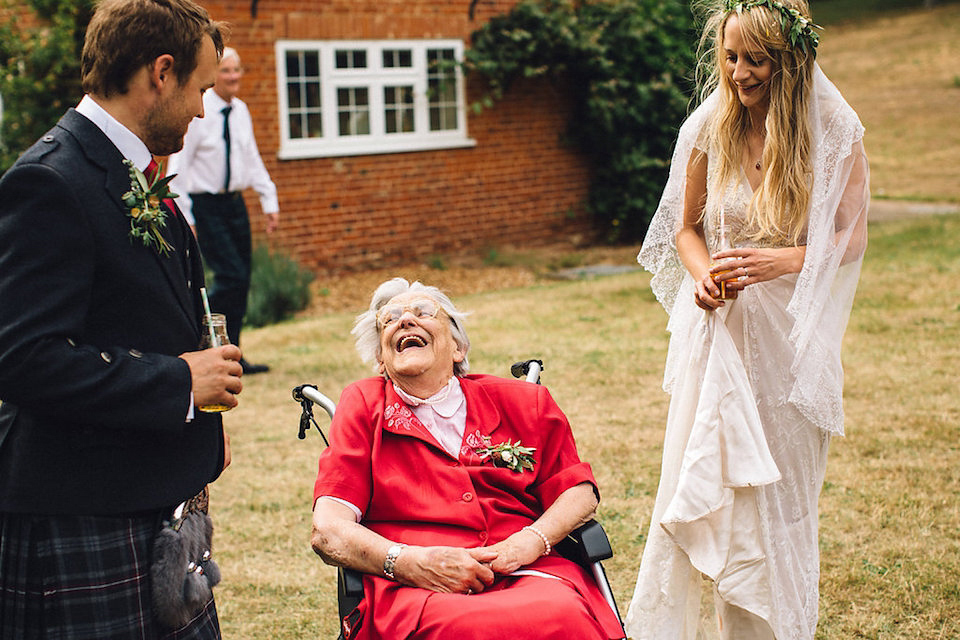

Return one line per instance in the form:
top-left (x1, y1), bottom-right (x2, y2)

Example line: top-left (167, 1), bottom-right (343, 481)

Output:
top-left (298, 405), bottom-right (312, 440)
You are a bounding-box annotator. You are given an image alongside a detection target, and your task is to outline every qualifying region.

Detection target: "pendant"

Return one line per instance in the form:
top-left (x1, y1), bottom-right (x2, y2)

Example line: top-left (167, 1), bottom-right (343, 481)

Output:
top-left (755, 160), bottom-right (761, 170)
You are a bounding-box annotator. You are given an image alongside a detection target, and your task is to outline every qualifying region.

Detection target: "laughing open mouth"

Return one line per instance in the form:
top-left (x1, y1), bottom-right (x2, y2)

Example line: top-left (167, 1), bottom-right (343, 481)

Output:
top-left (397, 335), bottom-right (427, 352)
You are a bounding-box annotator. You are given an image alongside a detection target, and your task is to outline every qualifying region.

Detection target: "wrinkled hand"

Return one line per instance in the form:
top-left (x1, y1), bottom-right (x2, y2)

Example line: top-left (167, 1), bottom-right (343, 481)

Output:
top-left (396, 545), bottom-right (497, 594)
top-left (180, 344), bottom-right (243, 410)
top-left (481, 529), bottom-right (545, 574)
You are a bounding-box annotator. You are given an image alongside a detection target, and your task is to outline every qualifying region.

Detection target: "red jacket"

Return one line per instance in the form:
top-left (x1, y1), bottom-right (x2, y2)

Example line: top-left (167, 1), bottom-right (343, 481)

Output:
top-left (314, 374), bottom-right (622, 639)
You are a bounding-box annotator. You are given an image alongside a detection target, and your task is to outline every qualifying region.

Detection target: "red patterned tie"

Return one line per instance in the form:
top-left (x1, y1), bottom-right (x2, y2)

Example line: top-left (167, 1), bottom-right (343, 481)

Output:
top-left (144, 159), bottom-right (178, 214)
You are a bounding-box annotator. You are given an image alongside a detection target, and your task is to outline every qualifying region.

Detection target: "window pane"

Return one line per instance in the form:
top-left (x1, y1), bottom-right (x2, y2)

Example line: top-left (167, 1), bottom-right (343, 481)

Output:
top-left (307, 113), bottom-right (323, 138)
top-left (336, 49), bottom-right (367, 69)
top-left (427, 48), bottom-right (459, 131)
top-left (285, 51), bottom-right (300, 77)
top-left (287, 82), bottom-right (301, 109)
top-left (442, 106), bottom-right (457, 129)
top-left (288, 114), bottom-right (302, 139)
top-left (384, 85), bottom-right (414, 134)
top-left (383, 49), bottom-right (413, 68)
top-left (304, 51), bottom-right (319, 76)
top-left (306, 82), bottom-right (321, 108)
top-left (383, 86), bottom-right (414, 133)
top-left (337, 87), bottom-right (370, 136)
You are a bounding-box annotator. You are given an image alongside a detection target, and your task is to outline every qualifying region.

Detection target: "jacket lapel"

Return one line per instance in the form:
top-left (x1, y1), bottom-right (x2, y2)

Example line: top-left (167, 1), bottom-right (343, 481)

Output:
top-left (59, 110), bottom-right (198, 327)
top-left (460, 378), bottom-right (503, 462)
top-left (381, 384), bottom-right (446, 452)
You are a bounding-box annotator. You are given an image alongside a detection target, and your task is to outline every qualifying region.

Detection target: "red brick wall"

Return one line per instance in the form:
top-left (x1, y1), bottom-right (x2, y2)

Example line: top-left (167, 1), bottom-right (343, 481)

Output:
top-left (202, 0), bottom-right (593, 274)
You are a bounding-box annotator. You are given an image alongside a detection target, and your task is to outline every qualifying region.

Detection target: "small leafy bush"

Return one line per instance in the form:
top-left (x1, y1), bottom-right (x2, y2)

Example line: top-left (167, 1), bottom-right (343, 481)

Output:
top-left (245, 245), bottom-right (314, 328)
top-left (0, 0), bottom-right (92, 173)
top-left (463, 0), bottom-right (695, 242)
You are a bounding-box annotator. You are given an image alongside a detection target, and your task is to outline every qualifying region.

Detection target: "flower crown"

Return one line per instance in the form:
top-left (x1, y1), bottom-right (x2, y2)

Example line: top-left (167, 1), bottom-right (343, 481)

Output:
top-left (726, 0), bottom-right (821, 54)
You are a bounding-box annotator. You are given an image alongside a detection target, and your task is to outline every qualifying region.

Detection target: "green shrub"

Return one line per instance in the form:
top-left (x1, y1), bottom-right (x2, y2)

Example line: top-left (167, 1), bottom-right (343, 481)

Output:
top-left (245, 245), bottom-right (314, 328)
top-left (463, 0), bottom-right (695, 243)
top-left (0, 0), bottom-right (92, 172)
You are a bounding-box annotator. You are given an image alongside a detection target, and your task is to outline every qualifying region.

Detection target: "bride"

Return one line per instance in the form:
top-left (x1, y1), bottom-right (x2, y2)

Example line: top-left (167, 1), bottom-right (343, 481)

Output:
top-left (625, 1), bottom-right (869, 638)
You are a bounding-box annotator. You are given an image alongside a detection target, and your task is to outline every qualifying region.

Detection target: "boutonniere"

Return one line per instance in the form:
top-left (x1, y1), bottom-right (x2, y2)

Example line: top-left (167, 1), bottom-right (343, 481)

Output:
top-left (474, 435), bottom-right (536, 473)
top-left (121, 159), bottom-right (177, 256)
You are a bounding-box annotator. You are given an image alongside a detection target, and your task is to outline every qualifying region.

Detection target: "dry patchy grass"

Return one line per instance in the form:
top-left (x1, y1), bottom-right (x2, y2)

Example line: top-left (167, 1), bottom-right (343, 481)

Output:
top-left (817, 4), bottom-right (960, 203)
top-left (217, 211), bottom-right (960, 639)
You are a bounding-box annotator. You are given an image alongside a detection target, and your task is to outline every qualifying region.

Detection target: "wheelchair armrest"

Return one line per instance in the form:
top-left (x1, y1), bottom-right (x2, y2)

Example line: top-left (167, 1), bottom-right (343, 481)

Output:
top-left (339, 565), bottom-right (365, 597)
top-left (337, 566), bottom-right (365, 624)
top-left (554, 519), bottom-right (614, 567)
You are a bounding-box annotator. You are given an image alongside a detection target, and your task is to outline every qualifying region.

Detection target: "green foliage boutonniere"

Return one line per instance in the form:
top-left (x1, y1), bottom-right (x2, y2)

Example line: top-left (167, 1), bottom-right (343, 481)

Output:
top-left (474, 436), bottom-right (536, 473)
top-left (121, 159), bottom-right (177, 256)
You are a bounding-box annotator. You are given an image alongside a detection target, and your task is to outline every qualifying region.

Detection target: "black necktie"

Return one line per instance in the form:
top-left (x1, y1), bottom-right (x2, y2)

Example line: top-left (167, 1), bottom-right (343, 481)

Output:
top-left (221, 105), bottom-right (232, 192)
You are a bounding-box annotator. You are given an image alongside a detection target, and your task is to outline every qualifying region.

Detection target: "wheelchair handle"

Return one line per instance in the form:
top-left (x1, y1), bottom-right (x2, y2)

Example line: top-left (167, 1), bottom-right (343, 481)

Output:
top-left (293, 384), bottom-right (337, 420)
top-left (510, 359), bottom-right (543, 384)
top-left (293, 384), bottom-right (336, 444)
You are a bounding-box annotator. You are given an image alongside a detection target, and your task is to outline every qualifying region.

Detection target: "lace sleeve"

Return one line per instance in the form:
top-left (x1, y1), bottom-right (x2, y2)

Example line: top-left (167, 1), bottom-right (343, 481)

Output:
top-left (786, 66), bottom-right (869, 436)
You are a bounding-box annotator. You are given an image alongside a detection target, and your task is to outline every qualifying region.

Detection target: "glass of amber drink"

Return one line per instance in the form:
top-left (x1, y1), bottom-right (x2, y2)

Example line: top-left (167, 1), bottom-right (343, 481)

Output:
top-left (199, 313), bottom-right (231, 413)
top-left (712, 259), bottom-right (737, 299)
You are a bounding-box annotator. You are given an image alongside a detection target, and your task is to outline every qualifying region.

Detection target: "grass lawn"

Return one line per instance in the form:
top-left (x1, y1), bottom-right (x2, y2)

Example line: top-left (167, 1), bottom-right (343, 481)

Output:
top-left (214, 209), bottom-right (960, 639)
top-left (816, 3), bottom-right (960, 204)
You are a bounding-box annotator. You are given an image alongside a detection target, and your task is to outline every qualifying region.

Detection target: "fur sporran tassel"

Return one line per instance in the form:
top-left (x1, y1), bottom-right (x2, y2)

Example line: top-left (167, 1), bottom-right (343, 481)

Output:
top-left (151, 491), bottom-right (221, 629)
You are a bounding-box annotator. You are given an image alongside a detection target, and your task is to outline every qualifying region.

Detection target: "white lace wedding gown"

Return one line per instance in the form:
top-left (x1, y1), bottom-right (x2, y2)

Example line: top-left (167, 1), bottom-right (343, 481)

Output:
top-left (625, 66), bottom-right (869, 640)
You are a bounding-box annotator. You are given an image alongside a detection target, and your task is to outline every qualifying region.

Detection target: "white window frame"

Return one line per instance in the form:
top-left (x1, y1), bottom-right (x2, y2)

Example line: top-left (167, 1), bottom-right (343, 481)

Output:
top-left (275, 39), bottom-right (475, 159)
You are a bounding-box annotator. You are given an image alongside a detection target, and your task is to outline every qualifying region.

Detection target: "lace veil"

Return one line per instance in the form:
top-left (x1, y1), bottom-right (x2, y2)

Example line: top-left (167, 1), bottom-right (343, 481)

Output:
top-left (638, 64), bottom-right (869, 435)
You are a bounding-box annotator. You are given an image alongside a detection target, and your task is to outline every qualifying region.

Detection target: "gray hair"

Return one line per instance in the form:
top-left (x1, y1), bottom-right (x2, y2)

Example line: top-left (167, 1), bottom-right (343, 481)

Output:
top-left (352, 277), bottom-right (471, 376)
top-left (221, 46), bottom-right (240, 64)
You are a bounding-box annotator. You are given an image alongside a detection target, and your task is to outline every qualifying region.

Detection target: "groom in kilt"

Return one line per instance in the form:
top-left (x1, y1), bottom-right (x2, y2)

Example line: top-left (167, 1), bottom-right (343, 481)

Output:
top-left (0, 0), bottom-right (243, 637)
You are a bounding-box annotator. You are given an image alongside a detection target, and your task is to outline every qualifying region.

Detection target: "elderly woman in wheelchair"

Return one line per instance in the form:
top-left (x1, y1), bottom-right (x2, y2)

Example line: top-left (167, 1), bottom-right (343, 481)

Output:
top-left (310, 278), bottom-right (624, 639)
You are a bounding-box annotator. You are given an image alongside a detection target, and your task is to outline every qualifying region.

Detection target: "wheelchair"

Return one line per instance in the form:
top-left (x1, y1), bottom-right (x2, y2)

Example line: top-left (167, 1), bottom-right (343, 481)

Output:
top-left (294, 359), bottom-right (624, 638)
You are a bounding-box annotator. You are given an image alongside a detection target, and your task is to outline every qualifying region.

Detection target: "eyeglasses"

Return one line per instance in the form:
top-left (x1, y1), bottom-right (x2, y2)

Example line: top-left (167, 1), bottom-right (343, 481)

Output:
top-left (376, 298), bottom-right (443, 328)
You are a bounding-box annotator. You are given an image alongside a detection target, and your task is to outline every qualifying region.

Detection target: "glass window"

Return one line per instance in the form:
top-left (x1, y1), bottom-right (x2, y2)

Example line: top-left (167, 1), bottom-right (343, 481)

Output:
top-left (382, 49), bottom-right (413, 68)
top-left (427, 48), bottom-right (458, 132)
top-left (284, 50), bottom-right (322, 139)
top-left (337, 87), bottom-right (370, 136)
top-left (335, 49), bottom-right (367, 69)
top-left (276, 40), bottom-right (472, 158)
top-left (384, 85), bottom-right (415, 134)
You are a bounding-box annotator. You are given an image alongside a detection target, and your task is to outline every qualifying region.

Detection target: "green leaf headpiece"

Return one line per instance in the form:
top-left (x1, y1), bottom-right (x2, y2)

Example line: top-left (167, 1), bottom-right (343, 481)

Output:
top-left (725, 0), bottom-right (821, 55)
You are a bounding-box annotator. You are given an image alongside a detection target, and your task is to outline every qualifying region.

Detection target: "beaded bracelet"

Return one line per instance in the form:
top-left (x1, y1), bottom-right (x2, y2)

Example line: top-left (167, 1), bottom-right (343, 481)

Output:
top-left (522, 525), bottom-right (551, 557)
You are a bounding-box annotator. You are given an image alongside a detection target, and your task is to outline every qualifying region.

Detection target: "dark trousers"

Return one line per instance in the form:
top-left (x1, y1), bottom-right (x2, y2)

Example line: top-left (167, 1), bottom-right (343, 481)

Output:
top-left (191, 192), bottom-right (251, 348)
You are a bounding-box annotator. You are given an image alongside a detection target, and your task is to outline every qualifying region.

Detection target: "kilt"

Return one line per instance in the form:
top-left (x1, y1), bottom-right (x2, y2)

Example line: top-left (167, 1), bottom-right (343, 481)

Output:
top-left (0, 511), bottom-right (220, 640)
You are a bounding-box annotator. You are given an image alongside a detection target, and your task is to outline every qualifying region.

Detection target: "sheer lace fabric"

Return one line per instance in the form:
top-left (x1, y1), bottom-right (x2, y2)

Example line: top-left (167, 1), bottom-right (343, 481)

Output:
top-left (626, 65), bottom-right (868, 640)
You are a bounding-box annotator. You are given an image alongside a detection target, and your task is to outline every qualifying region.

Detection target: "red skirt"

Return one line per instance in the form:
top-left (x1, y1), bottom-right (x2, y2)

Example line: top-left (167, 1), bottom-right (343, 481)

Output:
top-left (343, 557), bottom-right (624, 640)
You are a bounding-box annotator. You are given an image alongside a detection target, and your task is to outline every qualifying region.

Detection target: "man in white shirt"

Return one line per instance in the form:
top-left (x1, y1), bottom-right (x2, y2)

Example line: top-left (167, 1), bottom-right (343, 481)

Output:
top-left (169, 47), bottom-right (279, 374)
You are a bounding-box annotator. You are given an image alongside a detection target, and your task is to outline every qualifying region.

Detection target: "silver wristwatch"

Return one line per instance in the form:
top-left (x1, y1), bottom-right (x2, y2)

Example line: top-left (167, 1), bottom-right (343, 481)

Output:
top-left (383, 543), bottom-right (407, 580)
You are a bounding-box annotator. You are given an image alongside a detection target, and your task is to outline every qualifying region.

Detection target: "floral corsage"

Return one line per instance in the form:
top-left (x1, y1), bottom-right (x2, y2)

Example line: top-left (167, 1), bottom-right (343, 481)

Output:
top-left (474, 435), bottom-right (536, 473)
top-left (121, 159), bottom-right (177, 256)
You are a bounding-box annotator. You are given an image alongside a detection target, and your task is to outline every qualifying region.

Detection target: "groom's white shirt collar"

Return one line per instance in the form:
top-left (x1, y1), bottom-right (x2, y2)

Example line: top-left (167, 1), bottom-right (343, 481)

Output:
top-left (75, 95), bottom-right (153, 173)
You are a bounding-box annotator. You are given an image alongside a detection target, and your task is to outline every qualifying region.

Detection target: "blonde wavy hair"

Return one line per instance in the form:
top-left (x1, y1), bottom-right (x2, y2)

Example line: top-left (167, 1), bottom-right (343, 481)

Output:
top-left (694, 0), bottom-right (817, 246)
